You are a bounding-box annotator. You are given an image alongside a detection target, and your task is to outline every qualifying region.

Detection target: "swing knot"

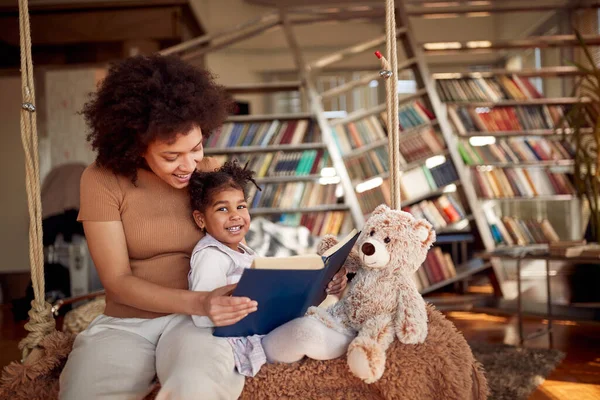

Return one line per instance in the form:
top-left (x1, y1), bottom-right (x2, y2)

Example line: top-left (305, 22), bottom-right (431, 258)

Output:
top-left (18, 300), bottom-right (57, 361)
top-left (22, 102), bottom-right (36, 112)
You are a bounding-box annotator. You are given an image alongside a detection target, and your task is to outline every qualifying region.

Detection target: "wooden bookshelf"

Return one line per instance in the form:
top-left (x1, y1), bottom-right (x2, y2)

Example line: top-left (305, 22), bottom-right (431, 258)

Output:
top-left (250, 204), bottom-right (349, 215)
top-left (445, 97), bottom-right (591, 107)
top-left (226, 112), bottom-right (314, 122)
top-left (436, 215), bottom-right (474, 235)
top-left (254, 175), bottom-right (322, 184)
top-left (460, 128), bottom-right (592, 138)
top-left (420, 259), bottom-right (492, 295)
top-left (470, 160), bottom-right (574, 168)
top-left (342, 120), bottom-right (440, 160)
top-left (480, 195), bottom-right (577, 202)
top-left (423, 34), bottom-right (600, 55)
top-left (204, 143), bottom-right (327, 155)
top-left (401, 181), bottom-right (462, 208)
top-left (331, 88), bottom-right (429, 126)
top-left (225, 81), bottom-right (301, 94)
top-left (435, 233), bottom-right (474, 245)
top-left (433, 66), bottom-right (584, 79)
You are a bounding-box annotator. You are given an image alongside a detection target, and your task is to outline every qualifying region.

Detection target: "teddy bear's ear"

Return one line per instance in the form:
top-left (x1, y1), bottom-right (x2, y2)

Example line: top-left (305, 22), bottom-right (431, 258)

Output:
top-left (372, 204), bottom-right (390, 216)
top-left (414, 219), bottom-right (435, 248)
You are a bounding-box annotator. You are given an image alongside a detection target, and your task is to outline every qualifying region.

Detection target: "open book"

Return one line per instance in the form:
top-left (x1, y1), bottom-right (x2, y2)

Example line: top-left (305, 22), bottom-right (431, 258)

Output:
top-left (213, 229), bottom-right (360, 337)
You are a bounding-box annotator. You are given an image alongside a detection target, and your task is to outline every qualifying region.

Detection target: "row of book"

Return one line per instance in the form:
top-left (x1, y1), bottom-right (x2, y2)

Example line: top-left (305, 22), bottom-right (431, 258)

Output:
top-left (382, 100), bottom-right (435, 131)
top-left (402, 194), bottom-right (467, 231)
top-left (207, 119), bottom-right (321, 148)
top-left (473, 168), bottom-right (575, 199)
top-left (448, 105), bottom-right (572, 133)
top-left (215, 150), bottom-right (328, 178)
top-left (488, 216), bottom-right (560, 247)
top-left (346, 148), bottom-right (389, 182)
top-left (332, 115), bottom-right (387, 153)
top-left (458, 138), bottom-right (574, 165)
top-left (334, 118), bottom-right (444, 163)
top-left (413, 247), bottom-right (457, 292)
top-left (248, 181), bottom-right (338, 210)
top-left (436, 75), bottom-right (542, 102)
top-left (277, 211), bottom-right (346, 237)
top-left (357, 161), bottom-right (459, 214)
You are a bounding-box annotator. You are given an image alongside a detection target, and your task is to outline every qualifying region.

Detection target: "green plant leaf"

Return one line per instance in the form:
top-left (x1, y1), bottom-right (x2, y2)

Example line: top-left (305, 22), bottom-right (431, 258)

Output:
top-left (575, 29), bottom-right (599, 74)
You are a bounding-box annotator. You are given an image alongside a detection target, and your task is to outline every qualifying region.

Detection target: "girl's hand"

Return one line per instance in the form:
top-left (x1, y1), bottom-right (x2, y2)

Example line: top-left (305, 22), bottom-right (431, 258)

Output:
top-left (202, 284), bottom-right (258, 326)
top-left (327, 267), bottom-right (348, 296)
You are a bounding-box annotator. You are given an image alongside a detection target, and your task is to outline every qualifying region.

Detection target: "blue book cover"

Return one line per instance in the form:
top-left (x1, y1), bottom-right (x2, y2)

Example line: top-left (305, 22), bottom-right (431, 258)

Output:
top-left (213, 230), bottom-right (360, 337)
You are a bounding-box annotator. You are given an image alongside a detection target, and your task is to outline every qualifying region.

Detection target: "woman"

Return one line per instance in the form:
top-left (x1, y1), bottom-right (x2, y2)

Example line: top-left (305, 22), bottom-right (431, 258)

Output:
top-left (58, 54), bottom-right (347, 400)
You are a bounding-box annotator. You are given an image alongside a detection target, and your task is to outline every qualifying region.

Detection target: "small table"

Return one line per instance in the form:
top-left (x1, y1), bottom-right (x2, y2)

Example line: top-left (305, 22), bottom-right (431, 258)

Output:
top-left (480, 247), bottom-right (600, 347)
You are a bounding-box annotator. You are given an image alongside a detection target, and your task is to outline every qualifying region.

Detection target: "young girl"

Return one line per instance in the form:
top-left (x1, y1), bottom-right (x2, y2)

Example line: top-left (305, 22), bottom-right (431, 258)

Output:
top-left (187, 160), bottom-right (352, 377)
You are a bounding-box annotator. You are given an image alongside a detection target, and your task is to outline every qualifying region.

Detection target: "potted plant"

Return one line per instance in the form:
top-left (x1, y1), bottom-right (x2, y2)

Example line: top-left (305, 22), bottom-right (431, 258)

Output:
top-left (559, 30), bottom-right (600, 304)
top-left (560, 30), bottom-right (600, 244)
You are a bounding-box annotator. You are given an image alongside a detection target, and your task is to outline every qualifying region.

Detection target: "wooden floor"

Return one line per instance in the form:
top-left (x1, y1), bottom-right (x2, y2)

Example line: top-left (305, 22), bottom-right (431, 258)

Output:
top-left (1, 304), bottom-right (600, 399)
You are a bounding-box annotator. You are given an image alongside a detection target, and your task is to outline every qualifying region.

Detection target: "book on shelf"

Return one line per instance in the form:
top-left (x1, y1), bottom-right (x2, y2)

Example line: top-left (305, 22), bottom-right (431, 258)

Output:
top-left (436, 75), bottom-right (544, 103)
top-left (248, 181), bottom-right (338, 210)
top-left (213, 229), bottom-right (361, 337)
top-left (214, 149), bottom-right (328, 178)
top-left (448, 104), bottom-right (573, 133)
top-left (473, 167), bottom-right (575, 199)
top-left (402, 194), bottom-right (466, 231)
top-left (487, 216), bottom-right (560, 247)
top-left (346, 148), bottom-right (389, 181)
top-left (356, 160), bottom-right (460, 215)
top-left (458, 138), bottom-right (574, 165)
top-left (278, 211), bottom-right (347, 237)
top-left (549, 241), bottom-right (600, 258)
top-left (412, 247), bottom-right (457, 292)
top-left (208, 118), bottom-right (321, 149)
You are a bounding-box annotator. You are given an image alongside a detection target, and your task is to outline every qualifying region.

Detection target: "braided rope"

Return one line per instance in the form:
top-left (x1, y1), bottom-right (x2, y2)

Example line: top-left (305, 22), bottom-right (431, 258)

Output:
top-left (377, 0), bottom-right (401, 209)
top-left (17, 0), bottom-right (56, 361)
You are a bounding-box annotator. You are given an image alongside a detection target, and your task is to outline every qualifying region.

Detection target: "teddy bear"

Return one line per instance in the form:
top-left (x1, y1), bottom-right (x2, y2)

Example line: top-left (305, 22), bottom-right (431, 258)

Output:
top-left (306, 204), bottom-right (436, 383)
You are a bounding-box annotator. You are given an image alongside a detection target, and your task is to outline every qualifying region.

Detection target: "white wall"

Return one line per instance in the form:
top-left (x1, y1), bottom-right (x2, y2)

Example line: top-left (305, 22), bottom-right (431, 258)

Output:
top-left (0, 76), bottom-right (30, 273)
top-left (44, 67), bottom-right (102, 171)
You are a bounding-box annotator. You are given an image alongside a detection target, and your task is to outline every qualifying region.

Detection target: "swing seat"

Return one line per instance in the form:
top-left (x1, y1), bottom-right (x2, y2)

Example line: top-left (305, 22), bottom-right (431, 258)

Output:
top-left (0, 300), bottom-right (488, 400)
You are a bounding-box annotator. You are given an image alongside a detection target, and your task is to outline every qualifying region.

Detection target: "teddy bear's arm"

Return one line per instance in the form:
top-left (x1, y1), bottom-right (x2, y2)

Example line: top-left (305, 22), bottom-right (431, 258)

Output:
top-left (347, 315), bottom-right (394, 383)
top-left (316, 235), bottom-right (362, 273)
top-left (394, 287), bottom-right (428, 345)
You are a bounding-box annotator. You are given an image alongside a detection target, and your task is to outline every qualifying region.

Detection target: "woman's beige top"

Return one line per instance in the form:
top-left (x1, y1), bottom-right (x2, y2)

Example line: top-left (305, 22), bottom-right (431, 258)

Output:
top-left (78, 158), bottom-right (220, 319)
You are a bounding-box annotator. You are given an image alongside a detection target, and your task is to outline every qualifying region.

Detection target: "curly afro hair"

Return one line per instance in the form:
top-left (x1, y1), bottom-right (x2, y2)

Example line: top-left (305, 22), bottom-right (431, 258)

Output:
top-left (83, 54), bottom-right (233, 182)
top-left (188, 160), bottom-right (261, 213)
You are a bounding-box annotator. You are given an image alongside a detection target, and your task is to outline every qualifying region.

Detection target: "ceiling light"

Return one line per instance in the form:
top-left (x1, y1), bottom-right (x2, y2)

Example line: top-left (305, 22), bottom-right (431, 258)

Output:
top-left (422, 13), bottom-right (460, 19)
top-left (466, 12), bottom-right (491, 17)
top-left (423, 2), bottom-right (460, 7)
top-left (466, 41), bottom-right (492, 48)
top-left (433, 73), bottom-right (462, 79)
top-left (423, 42), bottom-right (462, 50)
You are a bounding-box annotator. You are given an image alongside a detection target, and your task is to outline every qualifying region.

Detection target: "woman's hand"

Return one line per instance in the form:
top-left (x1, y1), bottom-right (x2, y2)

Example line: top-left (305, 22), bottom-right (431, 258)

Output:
top-left (202, 284), bottom-right (258, 327)
top-left (327, 267), bottom-right (348, 296)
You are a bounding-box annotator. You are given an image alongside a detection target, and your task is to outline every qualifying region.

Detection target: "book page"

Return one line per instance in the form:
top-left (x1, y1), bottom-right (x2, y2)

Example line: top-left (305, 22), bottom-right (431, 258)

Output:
top-left (252, 254), bottom-right (324, 270)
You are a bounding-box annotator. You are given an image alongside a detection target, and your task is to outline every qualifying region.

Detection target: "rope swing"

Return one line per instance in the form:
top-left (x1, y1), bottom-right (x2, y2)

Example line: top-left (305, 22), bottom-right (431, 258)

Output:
top-left (17, 0), bottom-right (56, 362)
top-left (375, 0), bottom-right (401, 210)
top-left (11, 0), bottom-right (402, 362)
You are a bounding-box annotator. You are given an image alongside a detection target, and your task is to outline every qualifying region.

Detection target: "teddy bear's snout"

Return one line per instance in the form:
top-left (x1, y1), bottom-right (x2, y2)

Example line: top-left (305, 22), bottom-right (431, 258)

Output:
top-left (361, 242), bottom-right (375, 256)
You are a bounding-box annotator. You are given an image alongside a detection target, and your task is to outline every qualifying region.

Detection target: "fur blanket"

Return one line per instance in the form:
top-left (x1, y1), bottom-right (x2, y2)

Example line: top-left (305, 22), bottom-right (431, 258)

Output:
top-left (0, 305), bottom-right (488, 400)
